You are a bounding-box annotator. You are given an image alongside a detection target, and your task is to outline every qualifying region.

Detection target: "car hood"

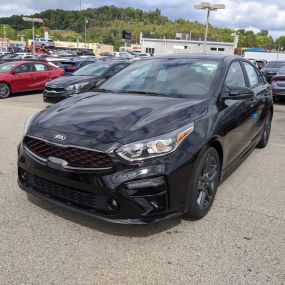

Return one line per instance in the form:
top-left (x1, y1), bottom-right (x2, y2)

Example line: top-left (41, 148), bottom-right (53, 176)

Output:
top-left (46, 75), bottom-right (101, 87)
top-left (29, 92), bottom-right (207, 150)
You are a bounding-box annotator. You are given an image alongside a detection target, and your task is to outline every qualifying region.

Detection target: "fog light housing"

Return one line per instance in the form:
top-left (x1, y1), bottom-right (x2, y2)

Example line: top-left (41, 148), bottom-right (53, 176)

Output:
top-left (108, 199), bottom-right (119, 211)
top-left (19, 169), bottom-right (29, 185)
top-left (126, 177), bottom-right (165, 190)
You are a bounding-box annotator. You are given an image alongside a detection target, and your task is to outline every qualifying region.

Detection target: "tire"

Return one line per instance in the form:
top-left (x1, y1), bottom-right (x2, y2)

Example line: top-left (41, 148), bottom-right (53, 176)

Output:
top-left (185, 147), bottom-right (221, 220)
top-left (273, 97), bottom-right (278, 103)
top-left (256, 110), bottom-right (272, 149)
top-left (0, 83), bottom-right (11, 99)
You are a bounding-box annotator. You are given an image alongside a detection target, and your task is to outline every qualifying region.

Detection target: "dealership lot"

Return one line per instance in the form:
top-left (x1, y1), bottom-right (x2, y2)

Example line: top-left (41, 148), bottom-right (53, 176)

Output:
top-left (0, 93), bottom-right (285, 284)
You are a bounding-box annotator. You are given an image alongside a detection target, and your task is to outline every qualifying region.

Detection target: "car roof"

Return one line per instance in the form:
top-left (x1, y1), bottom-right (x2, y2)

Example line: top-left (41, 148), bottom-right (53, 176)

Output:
top-left (153, 53), bottom-right (238, 61)
top-left (11, 61), bottom-right (49, 65)
top-left (86, 61), bottom-right (127, 67)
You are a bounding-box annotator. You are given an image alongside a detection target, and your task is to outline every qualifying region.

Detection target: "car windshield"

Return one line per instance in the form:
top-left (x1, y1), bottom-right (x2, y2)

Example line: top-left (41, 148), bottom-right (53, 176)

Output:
top-left (278, 67), bottom-right (285, 74)
top-left (266, 62), bottom-right (285, 68)
top-left (0, 63), bottom-right (17, 73)
top-left (73, 63), bottom-right (110, 76)
top-left (100, 58), bottom-right (220, 98)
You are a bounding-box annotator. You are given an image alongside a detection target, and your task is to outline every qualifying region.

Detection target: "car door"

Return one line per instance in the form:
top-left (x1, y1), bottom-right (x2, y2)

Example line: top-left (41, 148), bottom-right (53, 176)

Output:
top-left (31, 63), bottom-right (51, 90)
top-left (11, 63), bottom-right (34, 92)
top-left (242, 61), bottom-right (269, 137)
top-left (219, 60), bottom-right (258, 167)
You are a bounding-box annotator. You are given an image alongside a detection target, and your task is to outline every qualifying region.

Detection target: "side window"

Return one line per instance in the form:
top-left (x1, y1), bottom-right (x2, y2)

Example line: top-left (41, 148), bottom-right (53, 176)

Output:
top-left (79, 61), bottom-right (93, 68)
top-left (14, 64), bottom-right (32, 73)
top-left (225, 62), bottom-right (246, 90)
top-left (244, 62), bottom-right (259, 87)
top-left (111, 64), bottom-right (127, 74)
top-left (34, 64), bottom-right (51, 71)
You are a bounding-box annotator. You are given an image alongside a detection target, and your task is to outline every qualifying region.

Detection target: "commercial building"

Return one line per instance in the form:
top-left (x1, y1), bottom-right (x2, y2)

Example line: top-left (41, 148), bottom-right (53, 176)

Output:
top-left (140, 33), bottom-right (238, 55)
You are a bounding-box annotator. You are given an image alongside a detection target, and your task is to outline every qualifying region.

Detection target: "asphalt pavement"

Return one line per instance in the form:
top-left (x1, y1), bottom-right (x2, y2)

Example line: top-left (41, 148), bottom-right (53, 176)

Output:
top-left (0, 92), bottom-right (284, 285)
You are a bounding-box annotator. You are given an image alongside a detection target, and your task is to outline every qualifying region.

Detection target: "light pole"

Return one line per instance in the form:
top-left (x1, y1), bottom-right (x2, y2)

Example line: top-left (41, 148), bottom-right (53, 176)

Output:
top-left (84, 17), bottom-right (88, 49)
top-left (194, 2), bottom-right (225, 53)
top-left (22, 17), bottom-right (43, 54)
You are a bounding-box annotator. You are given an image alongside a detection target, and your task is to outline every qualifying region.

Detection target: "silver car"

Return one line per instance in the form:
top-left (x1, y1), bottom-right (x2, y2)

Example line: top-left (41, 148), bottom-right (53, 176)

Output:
top-left (32, 38), bottom-right (55, 48)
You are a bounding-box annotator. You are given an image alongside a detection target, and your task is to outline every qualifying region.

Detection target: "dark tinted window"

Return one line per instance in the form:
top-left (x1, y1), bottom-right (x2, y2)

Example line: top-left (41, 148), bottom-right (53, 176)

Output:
top-left (108, 64), bottom-right (127, 76)
top-left (101, 58), bottom-right (220, 98)
top-left (14, 64), bottom-right (32, 73)
top-left (244, 62), bottom-right (259, 87)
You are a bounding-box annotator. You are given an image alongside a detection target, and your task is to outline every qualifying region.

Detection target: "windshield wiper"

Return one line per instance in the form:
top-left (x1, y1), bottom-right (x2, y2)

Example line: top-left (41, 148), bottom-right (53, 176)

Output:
top-left (119, 90), bottom-right (168, 97)
top-left (93, 88), bottom-right (116, 93)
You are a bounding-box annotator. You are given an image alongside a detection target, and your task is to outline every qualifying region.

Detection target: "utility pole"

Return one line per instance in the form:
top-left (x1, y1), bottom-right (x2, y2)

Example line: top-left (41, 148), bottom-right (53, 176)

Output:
top-left (194, 2), bottom-right (225, 53)
top-left (203, 9), bottom-right (210, 53)
top-left (3, 25), bottom-right (6, 50)
top-left (80, 0), bottom-right (82, 11)
top-left (22, 17), bottom-right (43, 55)
top-left (84, 17), bottom-right (88, 49)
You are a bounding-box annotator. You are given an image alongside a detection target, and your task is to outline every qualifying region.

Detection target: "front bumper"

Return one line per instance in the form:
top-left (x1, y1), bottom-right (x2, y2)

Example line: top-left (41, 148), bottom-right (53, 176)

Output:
top-left (17, 140), bottom-right (194, 224)
top-left (43, 89), bottom-right (78, 102)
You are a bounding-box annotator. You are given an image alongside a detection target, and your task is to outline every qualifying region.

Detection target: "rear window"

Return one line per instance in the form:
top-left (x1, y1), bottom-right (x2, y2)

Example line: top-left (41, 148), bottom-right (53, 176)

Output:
top-left (266, 62), bottom-right (285, 68)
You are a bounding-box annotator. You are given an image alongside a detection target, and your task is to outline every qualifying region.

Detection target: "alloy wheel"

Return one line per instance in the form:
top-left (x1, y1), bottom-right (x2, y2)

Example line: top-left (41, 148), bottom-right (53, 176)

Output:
top-left (0, 83), bottom-right (10, 98)
top-left (196, 154), bottom-right (219, 210)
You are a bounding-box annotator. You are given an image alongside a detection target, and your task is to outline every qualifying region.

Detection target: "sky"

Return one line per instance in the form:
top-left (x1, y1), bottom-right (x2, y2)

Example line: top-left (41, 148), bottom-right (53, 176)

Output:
top-left (0, 0), bottom-right (284, 39)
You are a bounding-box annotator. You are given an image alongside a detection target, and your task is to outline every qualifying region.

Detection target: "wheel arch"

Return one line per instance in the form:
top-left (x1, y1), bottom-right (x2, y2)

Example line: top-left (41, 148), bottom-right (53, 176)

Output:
top-left (0, 81), bottom-right (12, 93)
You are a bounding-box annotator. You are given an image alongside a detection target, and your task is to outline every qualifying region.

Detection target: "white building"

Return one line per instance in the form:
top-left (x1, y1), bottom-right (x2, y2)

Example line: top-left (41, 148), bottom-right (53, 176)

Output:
top-left (140, 33), bottom-right (238, 55)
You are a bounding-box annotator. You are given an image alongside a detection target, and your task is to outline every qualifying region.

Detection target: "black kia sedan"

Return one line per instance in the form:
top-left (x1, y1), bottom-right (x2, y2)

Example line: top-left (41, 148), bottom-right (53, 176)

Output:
top-left (43, 61), bottom-right (130, 102)
top-left (18, 54), bottom-right (273, 224)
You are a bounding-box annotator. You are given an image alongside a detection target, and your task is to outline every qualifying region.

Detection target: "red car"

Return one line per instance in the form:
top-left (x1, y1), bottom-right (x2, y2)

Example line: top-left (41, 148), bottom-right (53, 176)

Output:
top-left (0, 61), bottom-right (65, 99)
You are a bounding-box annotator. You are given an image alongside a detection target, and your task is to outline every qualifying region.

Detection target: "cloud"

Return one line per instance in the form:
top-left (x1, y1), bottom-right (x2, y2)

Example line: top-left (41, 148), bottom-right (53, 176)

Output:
top-left (0, 0), bottom-right (284, 38)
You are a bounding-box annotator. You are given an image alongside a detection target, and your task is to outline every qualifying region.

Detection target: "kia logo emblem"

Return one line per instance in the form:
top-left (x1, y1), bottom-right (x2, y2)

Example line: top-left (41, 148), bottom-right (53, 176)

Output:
top-left (54, 134), bottom-right (67, 141)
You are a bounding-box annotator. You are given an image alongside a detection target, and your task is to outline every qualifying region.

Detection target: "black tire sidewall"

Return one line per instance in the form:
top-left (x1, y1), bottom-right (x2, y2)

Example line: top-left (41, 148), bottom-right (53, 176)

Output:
top-left (257, 110), bottom-right (272, 148)
top-left (186, 147), bottom-right (221, 220)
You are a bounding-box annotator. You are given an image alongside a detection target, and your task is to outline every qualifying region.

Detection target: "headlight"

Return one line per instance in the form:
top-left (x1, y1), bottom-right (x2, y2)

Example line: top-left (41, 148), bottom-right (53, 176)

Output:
top-left (66, 82), bottom-right (89, 91)
top-left (116, 123), bottom-right (194, 161)
top-left (24, 111), bottom-right (41, 135)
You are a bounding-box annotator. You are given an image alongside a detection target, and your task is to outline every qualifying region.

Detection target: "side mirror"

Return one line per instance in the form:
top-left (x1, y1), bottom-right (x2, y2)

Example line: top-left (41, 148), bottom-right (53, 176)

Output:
top-left (224, 86), bottom-right (254, 100)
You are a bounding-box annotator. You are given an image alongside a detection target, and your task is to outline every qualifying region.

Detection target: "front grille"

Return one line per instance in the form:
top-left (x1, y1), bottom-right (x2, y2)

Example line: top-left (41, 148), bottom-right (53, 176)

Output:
top-left (45, 86), bottom-right (66, 93)
top-left (24, 136), bottom-right (114, 169)
top-left (29, 175), bottom-right (112, 213)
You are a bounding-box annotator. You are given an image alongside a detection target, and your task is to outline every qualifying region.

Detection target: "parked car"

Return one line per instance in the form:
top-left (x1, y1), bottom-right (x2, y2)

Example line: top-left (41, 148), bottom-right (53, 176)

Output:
top-left (18, 54), bottom-right (273, 224)
top-left (43, 61), bottom-right (130, 102)
top-left (32, 38), bottom-right (55, 49)
top-left (260, 61), bottom-right (285, 82)
top-left (271, 66), bottom-right (285, 101)
top-left (58, 59), bottom-right (96, 75)
top-left (8, 43), bottom-right (25, 53)
top-left (256, 60), bottom-right (267, 70)
top-left (0, 61), bottom-right (65, 98)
